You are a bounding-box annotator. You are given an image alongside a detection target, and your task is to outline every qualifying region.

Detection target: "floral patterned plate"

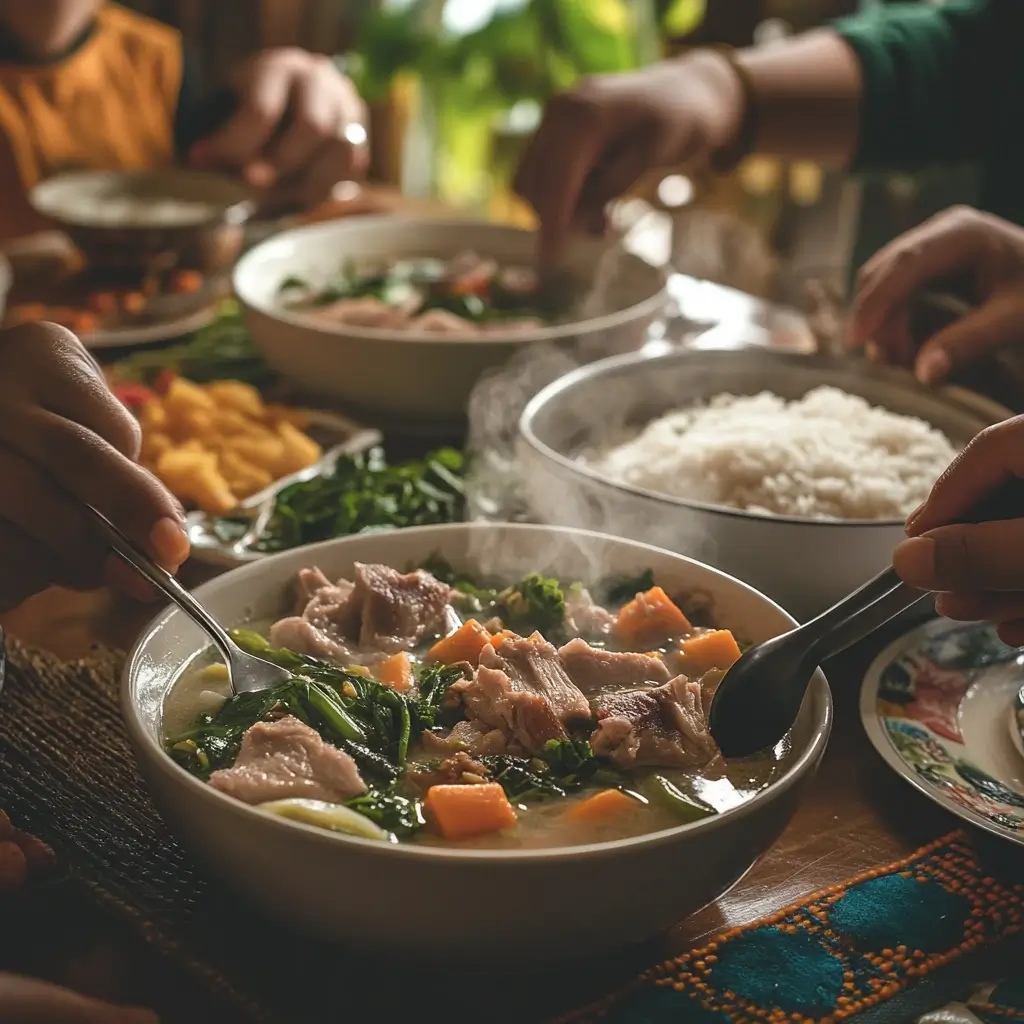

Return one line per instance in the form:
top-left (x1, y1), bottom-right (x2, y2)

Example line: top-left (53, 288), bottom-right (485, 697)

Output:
top-left (861, 618), bottom-right (1024, 845)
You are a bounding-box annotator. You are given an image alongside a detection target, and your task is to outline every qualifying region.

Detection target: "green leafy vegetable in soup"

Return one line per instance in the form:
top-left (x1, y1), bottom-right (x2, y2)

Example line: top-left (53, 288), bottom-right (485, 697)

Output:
top-left (278, 251), bottom-right (574, 335)
top-left (165, 561), bottom-right (789, 847)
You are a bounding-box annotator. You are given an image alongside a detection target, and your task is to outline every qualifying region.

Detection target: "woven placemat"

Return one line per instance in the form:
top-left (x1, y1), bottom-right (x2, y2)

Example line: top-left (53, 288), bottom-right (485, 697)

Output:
top-left (0, 635), bottom-right (650, 1024)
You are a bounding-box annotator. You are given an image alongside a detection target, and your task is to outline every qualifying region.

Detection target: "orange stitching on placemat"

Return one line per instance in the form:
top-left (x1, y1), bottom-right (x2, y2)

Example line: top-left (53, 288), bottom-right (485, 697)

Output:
top-left (556, 829), bottom-right (1024, 1023)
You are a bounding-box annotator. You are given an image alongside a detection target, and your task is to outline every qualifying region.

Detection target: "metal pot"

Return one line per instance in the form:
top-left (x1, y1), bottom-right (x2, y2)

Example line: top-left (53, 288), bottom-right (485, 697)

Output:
top-left (518, 348), bottom-right (1010, 621)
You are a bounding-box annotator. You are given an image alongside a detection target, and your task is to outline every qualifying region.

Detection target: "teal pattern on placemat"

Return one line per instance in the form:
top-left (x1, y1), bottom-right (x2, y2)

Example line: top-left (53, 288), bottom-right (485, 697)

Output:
top-left (560, 831), bottom-right (1024, 1024)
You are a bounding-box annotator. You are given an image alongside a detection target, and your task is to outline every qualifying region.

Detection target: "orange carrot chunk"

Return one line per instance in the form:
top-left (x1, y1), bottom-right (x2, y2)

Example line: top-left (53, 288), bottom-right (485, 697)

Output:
top-left (678, 629), bottom-right (743, 675)
top-left (615, 586), bottom-right (691, 644)
top-left (425, 783), bottom-right (517, 839)
top-left (565, 788), bottom-right (638, 823)
top-left (488, 629), bottom-right (518, 648)
top-left (427, 618), bottom-right (491, 665)
top-left (373, 652), bottom-right (413, 691)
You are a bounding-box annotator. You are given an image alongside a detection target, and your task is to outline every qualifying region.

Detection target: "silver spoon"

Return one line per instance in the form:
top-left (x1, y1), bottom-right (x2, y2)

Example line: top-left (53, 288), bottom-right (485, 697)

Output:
top-left (85, 505), bottom-right (291, 696)
top-left (710, 478), bottom-right (1024, 758)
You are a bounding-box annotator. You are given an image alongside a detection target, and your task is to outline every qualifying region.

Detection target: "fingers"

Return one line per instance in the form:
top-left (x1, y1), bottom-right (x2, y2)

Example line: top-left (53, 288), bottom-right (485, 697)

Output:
top-left (905, 417), bottom-right (1024, 535)
top-left (862, 304), bottom-right (917, 369)
top-left (574, 140), bottom-right (654, 234)
top-left (848, 207), bottom-right (991, 352)
top-left (0, 972), bottom-right (158, 1023)
top-left (263, 135), bottom-right (366, 213)
top-left (191, 50), bottom-right (299, 175)
top-left (911, 291), bottom-right (1024, 383)
top-left (264, 58), bottom-right (366, 188)
top-left (190, 50), bottom-right (368, 209)
top-left (515, 89), bottom-right (607, 264)
top-left (0, 410), bottom-right (188, 572)
top-left (0, 323), bottom-right (142, 459)
top-left (893, 518), bottom-right (1024, 593)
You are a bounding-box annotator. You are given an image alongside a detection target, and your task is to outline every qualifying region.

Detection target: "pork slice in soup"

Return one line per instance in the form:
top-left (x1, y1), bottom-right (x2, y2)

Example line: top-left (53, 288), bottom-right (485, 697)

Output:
top-left (164, 561), bottom-right (790, 848)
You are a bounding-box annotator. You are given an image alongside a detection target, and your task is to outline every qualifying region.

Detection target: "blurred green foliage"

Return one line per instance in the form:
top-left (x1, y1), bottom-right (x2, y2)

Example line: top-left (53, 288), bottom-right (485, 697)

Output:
top-left (350, 0), bottom-right (689, 107)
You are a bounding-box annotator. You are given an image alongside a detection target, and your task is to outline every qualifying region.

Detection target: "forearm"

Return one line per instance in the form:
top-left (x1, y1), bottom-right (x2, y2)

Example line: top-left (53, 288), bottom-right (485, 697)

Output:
top-left (736, 30), bottom-right (863, 167)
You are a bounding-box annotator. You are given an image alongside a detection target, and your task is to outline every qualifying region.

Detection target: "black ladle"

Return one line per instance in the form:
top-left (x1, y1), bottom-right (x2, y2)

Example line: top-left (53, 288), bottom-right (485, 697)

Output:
top-left (709, 476), bottom-right (1024, 759)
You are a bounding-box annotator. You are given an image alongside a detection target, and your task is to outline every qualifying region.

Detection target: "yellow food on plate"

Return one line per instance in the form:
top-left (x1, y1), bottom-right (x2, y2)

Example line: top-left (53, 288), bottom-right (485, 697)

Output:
top-left (138, 375), bottom-right (322, 514)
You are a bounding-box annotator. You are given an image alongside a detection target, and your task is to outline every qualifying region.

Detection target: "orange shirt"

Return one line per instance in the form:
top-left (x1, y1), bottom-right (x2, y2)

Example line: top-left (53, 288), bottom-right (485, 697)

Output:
top-left (0, 2), bottom-right (181, 243)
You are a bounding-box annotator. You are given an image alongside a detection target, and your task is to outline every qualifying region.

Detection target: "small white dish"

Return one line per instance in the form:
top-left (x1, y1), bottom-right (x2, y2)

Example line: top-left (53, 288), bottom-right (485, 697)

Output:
top-left (861, 617), bottom-right (1024, 845)
top-left (184, 410), bottom-right (381, 567)
top-left (81, 303), bottom-right (219, 350)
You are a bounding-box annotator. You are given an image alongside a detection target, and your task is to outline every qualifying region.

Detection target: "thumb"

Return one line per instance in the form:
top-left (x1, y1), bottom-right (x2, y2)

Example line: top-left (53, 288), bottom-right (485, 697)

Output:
top-left (913, 293), bottom-right (1024, 384)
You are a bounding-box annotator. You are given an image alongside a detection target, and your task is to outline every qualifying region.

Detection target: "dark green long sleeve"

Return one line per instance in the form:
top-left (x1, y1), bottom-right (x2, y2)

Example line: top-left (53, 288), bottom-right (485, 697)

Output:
top-left (832, 0), bottom-right (1024, 223)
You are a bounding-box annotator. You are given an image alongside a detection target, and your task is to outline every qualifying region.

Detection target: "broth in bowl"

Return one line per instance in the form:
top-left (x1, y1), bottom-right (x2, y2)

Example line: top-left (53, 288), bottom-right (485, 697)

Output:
top-left (279, 251), bottom-right (575, 336)
top-left (164, 558), bottom-right (791, 850)
top-left (126, 523), bottom-right (830, 957)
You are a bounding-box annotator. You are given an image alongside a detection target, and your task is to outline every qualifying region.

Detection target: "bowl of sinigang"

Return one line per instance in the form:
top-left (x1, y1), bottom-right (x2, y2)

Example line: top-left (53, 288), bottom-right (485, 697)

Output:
top-left (124, 523), bottom-right (831, 960)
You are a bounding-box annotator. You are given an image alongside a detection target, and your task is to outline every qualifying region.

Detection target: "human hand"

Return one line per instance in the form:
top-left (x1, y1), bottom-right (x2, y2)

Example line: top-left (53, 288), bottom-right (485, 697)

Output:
top-left (0, 322), bottom-right (188, 612)
top-left (189, 48), bottom-right (368, 212)
top-left (514, 51), bottom-right (743, 262)
top-left (893, 415), bottom-right (1024, 645)
top-left (847, 206), bottom-right (1024, 384)
top-left (0, 973), bottom-right (157, 1023)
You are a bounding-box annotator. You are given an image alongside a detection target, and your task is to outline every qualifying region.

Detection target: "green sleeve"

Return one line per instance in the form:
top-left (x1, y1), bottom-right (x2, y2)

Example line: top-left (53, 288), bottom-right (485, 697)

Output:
top-left (831, 0), bottom-right (1017, 171)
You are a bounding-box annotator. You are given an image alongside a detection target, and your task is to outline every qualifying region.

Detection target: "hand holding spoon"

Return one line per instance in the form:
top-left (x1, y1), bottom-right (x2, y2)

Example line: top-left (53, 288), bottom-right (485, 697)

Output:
top-left (709, 478), bottom-right (1024, 758)
top-left (85, 505), bottom-right (290, 696)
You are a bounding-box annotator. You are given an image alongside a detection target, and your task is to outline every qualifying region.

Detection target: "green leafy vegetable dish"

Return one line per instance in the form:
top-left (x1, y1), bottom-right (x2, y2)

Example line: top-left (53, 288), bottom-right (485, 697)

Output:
top-left (206, 446), bottom-right (465, 554)
top-left (278, 251), bottom-right (575, 335)
top-left (110, 300), bottom-right (273, 389)
top-left (164, 557), bottom-right (784, 849)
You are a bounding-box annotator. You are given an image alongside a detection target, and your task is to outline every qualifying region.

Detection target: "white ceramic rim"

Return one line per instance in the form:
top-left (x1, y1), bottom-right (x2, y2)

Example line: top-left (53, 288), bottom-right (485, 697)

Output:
top-left (29, 168), bottom-right (255, 230)
top-left (519, 347), bottom-right (1013, 530)
top-left (123, 522), bottom-right (833, 864)
top-left (231, 216), bottom-right (670, 345)
top-left (81, 304), bottom-right (219, 350)
top-left (860, 617), bottom-right (1024, 847)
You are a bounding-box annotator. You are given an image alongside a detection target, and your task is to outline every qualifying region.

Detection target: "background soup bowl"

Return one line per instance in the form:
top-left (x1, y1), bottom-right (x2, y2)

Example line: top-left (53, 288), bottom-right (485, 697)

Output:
top-left (232, 217), bottom-right (668, 426)
top-left (30, 168), bottom-right (254, 277)
top-left (124, 523), bottom-right (831, 961)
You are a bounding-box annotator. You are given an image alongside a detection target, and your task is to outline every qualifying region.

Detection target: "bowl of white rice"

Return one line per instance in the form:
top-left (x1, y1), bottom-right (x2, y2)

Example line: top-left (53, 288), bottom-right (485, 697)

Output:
top-left (518, 348), bottom-right (1011, 620)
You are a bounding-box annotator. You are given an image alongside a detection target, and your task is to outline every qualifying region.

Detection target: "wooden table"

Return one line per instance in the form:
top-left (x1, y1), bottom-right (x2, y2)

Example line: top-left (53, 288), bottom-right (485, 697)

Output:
top-left (0, 187), bottom-right (982, 1022)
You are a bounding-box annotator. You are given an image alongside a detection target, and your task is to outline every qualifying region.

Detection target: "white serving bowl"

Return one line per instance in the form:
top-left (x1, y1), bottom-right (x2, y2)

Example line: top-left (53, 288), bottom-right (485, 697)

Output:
top-left (232, 217), bottom-right (668, 425)
top-left (518, 349), bottom-right (1011, 621)
top-left (124, 523), bottom-right (830, 961)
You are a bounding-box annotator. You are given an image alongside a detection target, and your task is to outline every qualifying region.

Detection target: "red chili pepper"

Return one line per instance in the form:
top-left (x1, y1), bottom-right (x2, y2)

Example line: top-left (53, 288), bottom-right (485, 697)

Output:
top-left (113, 382), bottom-right (154, 409)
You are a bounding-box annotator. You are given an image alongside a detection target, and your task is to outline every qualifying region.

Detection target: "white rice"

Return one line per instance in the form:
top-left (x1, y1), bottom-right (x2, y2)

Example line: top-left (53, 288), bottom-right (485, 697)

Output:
top-left (584, 386), bottom-right (958, 521)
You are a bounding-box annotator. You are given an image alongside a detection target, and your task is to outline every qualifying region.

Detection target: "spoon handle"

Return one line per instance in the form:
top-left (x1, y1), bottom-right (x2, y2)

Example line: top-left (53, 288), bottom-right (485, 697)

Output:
top-left (799, 565), bottom-right (907, 645)
top-left (808, 580), bottom-right (931, 664)
top-left (84, 506), bottom-right (237, 665)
